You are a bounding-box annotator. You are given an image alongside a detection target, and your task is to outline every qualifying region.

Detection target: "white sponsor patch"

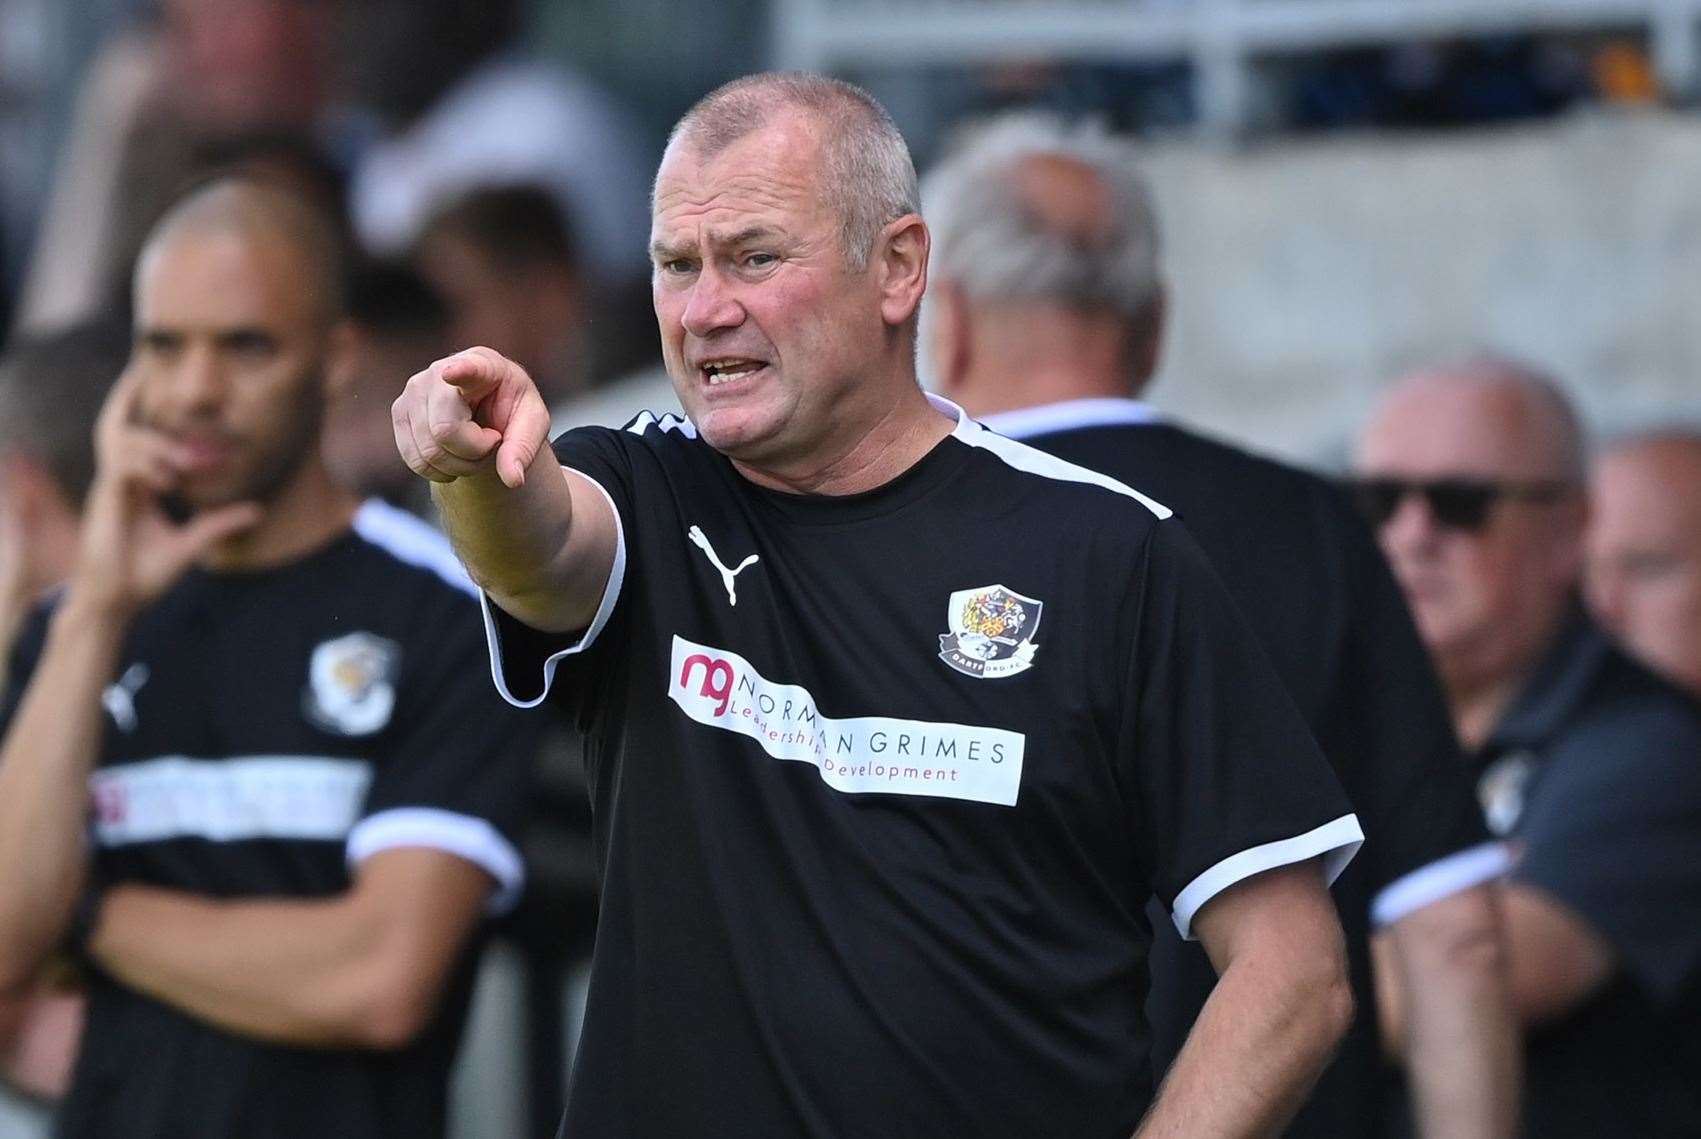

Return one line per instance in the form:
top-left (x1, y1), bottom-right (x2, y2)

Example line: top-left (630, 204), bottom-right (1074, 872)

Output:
top-left (668, 635), bottom-right (1025, 806)
top-left (90, 756), bottom-right (373, 846)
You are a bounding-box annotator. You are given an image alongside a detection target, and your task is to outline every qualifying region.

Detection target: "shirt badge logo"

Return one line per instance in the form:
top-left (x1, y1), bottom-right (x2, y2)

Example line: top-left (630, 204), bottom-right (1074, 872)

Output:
top-left (1477, 749), bottom-right (1537, 837)
top-left (939, 585), bottom-right (1043, 679)
top-left (102, 662), bottom-right (150, 733)
top-left (688, 524), bottom-right (760, 607)
top-left (304, 632), bottom-right (400, 736)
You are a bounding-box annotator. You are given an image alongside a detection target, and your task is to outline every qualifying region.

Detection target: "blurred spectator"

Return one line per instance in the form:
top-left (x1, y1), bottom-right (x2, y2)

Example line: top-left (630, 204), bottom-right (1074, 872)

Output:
top-left (322, 261), bottom-right (450, 513)
top-left (924, 115), bottom-right (1516, 1139)
top-left (340, 0), bottom-right (650, 283)
top-left (0, 179), bottom-right (540, 1139)
top-left (413, 186), bottom-right (586, 404)
top-left (1355, 361), bottom-right (1701, 1138)
top-left (17, 1), bottom-right (344, 334)
top-left (0, 317), bottom-right (130, 1124)
top-left (1587, 429), bottom-right (1701, 696)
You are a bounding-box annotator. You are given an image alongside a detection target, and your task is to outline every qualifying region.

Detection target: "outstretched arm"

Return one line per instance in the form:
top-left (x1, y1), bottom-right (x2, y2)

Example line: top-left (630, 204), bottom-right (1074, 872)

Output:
top-left (87, 848), bottom-right (491, 1050)
top-left (1135, 860), bottom-right (1352, 1139)
top-left (393, 346), bottom-right (618, 633)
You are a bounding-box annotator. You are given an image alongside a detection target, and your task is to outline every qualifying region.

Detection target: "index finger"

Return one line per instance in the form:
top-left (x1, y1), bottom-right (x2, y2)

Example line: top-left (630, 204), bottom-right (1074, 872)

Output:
top-left (437, 349), bottom-right (506, 392)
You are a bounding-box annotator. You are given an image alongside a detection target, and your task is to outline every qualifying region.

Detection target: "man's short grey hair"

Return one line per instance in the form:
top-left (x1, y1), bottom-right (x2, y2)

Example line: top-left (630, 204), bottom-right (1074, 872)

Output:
top-left (663, 72), bottom-right (919, 271)
top-left (922, 114), bottom-right (1162, 319)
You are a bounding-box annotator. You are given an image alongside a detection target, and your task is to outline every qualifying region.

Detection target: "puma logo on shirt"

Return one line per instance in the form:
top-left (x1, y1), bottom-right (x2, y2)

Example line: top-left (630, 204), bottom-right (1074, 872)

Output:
top-left (688, 525), bottom-right (760, 606)
top-left (102, 663), bottom-right (150, 733)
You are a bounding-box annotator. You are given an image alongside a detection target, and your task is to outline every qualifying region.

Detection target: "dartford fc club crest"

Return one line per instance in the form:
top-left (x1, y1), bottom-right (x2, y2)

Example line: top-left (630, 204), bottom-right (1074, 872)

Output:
top-left (304, 632), bottom-right (400, 736)
top-left (939, 585), bottom-right (1043, 679)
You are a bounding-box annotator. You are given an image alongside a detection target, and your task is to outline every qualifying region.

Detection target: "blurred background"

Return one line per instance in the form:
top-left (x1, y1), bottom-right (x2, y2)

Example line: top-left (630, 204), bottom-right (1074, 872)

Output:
top-left (0, 1), bottom-right (1697, 1136)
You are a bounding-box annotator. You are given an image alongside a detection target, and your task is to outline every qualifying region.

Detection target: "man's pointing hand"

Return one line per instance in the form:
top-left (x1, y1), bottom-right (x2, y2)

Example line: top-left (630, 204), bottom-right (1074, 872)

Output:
top-left (393, 346), bottom-right (552, 489)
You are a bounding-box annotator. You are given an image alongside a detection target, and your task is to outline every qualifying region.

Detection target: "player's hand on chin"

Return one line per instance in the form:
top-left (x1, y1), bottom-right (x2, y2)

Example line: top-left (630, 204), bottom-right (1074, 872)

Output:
top-left (392, 345), bottom-right (552, 490)
top-left (66, 366), bottom-right (260, 620)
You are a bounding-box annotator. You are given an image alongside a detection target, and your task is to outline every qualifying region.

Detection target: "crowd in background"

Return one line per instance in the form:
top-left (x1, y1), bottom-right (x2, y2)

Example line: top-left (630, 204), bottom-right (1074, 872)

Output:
top-left (0, 2), bottom-right (1696, 1138)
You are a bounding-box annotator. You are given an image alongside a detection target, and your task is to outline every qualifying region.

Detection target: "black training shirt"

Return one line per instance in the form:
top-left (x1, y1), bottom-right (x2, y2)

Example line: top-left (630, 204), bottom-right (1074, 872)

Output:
top-left (487, 397), bottom-right (1362, 1139)
top-left (1474, 613), bottom-right (1701, 1139)
top-left (982, 399), bottom-right (1495, 1138)
top-left (1, 501), bottom-right (539, 1139)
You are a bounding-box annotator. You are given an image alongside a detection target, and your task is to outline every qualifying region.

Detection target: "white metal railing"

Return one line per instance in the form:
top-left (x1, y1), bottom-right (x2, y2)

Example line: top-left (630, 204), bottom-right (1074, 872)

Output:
top-left (772, 0), bottom-right (1701, 134)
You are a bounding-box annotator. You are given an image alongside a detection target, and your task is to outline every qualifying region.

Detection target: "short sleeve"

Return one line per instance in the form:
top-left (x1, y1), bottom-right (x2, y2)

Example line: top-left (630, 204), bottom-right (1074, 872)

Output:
top-left (1123, 521), bottom-right (1362, 939)
top-left (482, 425), bottom-right (634, 708)
top-left (1511, 706), bottom-right (1701, 1006)
top-left (1325, 497), bottom-right (1500, 924)
top-left (348, 587), bottom-right (547, 915)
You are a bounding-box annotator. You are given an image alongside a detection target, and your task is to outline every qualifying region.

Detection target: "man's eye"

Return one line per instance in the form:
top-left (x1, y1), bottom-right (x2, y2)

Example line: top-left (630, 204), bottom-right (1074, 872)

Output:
top-left (744, 253), bottom-right (776, 268)
top-left (661, 259), bottom-right (696, 275)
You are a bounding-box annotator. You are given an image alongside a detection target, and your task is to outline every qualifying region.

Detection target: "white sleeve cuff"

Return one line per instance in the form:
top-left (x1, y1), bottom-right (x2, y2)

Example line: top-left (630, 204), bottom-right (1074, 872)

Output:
top-left (346, 807), bottom-right (526, 915)
top-left (481, 465), bottom-right (627, 709)
top-left (1172, 814), bottom-right (1364, 940)
top-left (1370, 841), bottom-right (1513, 928)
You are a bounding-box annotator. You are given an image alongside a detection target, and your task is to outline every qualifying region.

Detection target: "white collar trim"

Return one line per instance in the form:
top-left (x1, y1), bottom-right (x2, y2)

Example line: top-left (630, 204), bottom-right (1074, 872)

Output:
top-left (976, 397), bottom-right (1163, 440)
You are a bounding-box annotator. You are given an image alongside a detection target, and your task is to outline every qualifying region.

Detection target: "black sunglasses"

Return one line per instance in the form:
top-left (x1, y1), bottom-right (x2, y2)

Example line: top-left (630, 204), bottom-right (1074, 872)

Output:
top-left (1349, 476), bottom-right (1571, 532)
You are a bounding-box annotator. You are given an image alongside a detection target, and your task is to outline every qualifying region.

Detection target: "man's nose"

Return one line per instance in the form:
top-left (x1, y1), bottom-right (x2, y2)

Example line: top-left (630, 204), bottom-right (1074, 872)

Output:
top-left (164, 346), bottom-right (227, 411)
top-left (681, 266), bottom-right (746, 339)
top-left (1380, 489), bottom-right (1444, 559)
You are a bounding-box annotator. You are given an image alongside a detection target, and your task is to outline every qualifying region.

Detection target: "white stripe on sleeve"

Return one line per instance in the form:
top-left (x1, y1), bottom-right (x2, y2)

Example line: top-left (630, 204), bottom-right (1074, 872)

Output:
top-left (1370, 842), bottom-right (1513, 928)
top-left (346, 807), bottom-right (526, 915)
top-left (1171, 814), bottom-right (1365, 940)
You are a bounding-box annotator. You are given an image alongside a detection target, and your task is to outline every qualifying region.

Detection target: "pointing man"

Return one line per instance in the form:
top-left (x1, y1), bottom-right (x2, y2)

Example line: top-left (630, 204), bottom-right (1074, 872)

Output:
top-left (396, 72), bottom-right (1362, 1138)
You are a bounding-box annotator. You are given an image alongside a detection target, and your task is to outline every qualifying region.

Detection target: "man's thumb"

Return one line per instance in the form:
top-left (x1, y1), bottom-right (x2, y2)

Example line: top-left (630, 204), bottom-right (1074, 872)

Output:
top-left (495, 435), bottom-right (539, 489)
top-left (494, 395), bottom-right (553, 489)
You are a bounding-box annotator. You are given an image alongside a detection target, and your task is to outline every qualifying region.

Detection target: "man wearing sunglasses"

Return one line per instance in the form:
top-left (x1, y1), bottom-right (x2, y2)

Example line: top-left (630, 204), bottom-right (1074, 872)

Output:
top-left (1356, 362), bottom-right (1701, 1138)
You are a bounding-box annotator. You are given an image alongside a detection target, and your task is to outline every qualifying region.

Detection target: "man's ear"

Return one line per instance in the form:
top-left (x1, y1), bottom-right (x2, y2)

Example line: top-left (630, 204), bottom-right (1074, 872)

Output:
top-left (323, 321), bottom-right (362, 403)
top-left (1127, 286), bottom-right (1168, 391)
top-left (876, 214), bottom-right (929, 327)
top-left (1548, 491), bottom-right (1590, 587)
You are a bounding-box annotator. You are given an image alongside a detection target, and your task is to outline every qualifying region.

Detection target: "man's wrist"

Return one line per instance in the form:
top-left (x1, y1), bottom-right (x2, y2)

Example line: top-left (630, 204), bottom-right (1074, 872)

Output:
top-left (53, 585), bottom-right (138, 636)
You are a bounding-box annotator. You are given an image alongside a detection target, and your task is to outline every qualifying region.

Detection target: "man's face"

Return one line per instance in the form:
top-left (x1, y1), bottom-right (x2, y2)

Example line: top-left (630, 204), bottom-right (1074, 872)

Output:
top-left (132, 230), bottom-right (331, 511)
top-left (1355, 379), bottom-right (1583, 681)
top-left (1586, 443), bottom-right (1701, 695)
top-left (649, 114), bottom-right (893, 466)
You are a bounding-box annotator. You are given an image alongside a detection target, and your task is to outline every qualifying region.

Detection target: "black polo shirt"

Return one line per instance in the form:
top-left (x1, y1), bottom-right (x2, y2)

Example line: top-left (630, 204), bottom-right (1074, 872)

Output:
top-left (982, 399), bottom-right (1496, 1138)
top-left (1473, 613), bottom-right (1701, 1139)
top-left (1, 501), bottom-right (540, 1139)
top-left (488, 396), bottom-right (1362, 1139)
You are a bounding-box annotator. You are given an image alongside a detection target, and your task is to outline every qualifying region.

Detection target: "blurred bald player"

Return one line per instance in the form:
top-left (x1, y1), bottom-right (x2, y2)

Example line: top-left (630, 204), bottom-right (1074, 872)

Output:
top-left (1356, 363), bottom-right (1701, 1139)
top-left (925, 115), bottom-right (1514, 1139)
top-left (1587, 430), bottom-right (1701, 697)
top-left (0, 178), bottom-right (539, 1139)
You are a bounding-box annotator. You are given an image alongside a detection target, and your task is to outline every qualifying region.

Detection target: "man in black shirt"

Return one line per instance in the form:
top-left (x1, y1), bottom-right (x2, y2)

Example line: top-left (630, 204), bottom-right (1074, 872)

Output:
top-left (396, 72), bottom-right (1363, 1138)
top-left (0, 179), bottom-right (539, 1139)
top-left (921, 114), bottom-right (1517, 1138)
top-left (1355, 360), bottom-right (1701, 1137)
